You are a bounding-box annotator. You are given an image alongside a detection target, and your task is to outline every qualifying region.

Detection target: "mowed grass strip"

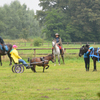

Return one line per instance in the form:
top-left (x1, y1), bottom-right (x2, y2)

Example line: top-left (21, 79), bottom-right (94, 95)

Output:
top-left (0, 57), bottom-right (100, 100)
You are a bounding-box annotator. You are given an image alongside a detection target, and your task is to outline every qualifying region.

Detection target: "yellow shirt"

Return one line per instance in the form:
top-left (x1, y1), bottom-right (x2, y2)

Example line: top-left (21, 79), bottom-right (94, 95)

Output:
top-left (10, 49), bottom-right (22, 63)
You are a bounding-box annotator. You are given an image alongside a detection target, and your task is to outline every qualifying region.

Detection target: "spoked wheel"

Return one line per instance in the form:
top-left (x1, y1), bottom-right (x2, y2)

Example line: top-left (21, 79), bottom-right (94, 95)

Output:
top-left (19, 65), bottom-right (24, 73)
top-left (12, 64), bottom-right (24, 73)
top-left (12, 65), bottom-right (16, 73)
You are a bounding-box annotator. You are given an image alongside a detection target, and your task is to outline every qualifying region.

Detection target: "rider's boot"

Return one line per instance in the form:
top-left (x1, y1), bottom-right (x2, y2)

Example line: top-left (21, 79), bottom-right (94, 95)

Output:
top-left (26, 65), bottom-right (30, 69)
top-left (60, 49), bottom-right (64, 55)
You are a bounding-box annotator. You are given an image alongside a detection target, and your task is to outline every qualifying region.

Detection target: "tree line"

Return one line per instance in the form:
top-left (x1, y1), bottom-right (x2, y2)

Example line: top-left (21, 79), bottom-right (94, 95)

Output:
top-left (0, 0), bottom-right (100, 42)
top-left (0, 0), bottom-right (41, 39)
top-left (36, 0), bottom-right (100, 42)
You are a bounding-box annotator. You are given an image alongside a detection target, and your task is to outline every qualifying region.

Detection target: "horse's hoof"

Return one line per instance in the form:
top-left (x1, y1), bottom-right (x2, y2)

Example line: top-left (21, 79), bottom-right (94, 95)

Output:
top-left (54, 64), bottom-right (56, 66)
top-left (92, 69), bottom-right (97, 72)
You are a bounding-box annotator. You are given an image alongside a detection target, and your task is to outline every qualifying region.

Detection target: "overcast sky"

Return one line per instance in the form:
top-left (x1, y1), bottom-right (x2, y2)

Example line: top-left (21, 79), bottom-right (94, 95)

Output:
top-left (0, 0), bottom-right (42, 13)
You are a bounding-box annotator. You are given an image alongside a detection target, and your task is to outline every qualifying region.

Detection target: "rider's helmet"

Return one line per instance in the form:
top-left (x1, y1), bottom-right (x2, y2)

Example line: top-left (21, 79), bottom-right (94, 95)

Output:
top-left (13, 45), bottom-right (17, 48)
top-left (86, 44), bottom-right (90, 48)
top-left (55, 33), bottom-right (60, 36)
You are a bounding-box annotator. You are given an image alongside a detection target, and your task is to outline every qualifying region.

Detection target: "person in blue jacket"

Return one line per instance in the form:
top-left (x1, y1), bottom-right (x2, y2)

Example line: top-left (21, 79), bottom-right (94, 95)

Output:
top-left (84, 44), bottom-right (93, 71)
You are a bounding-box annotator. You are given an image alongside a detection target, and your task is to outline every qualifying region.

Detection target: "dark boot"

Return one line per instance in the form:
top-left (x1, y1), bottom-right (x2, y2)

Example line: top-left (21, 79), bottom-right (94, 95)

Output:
top-left (60, 49), bottom-right (64, 55)
top-left (26, 65), bottom-right (30, 69)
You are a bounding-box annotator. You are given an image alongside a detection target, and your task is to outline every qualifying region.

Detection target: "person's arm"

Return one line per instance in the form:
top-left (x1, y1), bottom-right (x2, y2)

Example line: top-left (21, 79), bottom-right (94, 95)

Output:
top-left (85, 47), bottom-right (93, 55)
top-left (85, 51), bottom-right (90, 55)
top-left (13, 53), bottom-right (22, 59)
top-left (11, 50), bottom-right (22, 59)
top-left (89, 47), bottom-right (93, 50)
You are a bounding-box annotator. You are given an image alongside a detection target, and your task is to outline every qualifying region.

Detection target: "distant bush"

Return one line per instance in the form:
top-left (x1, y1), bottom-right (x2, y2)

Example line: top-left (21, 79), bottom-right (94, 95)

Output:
top-left (33, 38), bottom-right (43, 46)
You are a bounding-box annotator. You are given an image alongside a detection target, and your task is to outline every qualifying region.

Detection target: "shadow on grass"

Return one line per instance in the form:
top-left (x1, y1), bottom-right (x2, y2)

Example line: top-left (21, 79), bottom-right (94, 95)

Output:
top-left (97, 92), bottom-right (100, 98)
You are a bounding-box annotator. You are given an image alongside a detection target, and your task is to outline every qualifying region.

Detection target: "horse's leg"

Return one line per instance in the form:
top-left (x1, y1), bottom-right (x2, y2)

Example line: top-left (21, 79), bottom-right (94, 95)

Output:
top-left (0, 55), bottom-right (2, 66)
top-left (54, 55), bottom-right (56, 66)
top-left (61, 54), bottom-right (65, 64)
top-left (8, 53), bottom-right (12, 66)
top-left (43, 65), bottom-right (46, 72)
top-left (58, 55), bottom-right (60, 65)
top-left (93, 59), bottom-right (97, 71)
top-left (31, 65), bottom-right (36, 72)
top-left (46, 65), bottom-right (49, 69)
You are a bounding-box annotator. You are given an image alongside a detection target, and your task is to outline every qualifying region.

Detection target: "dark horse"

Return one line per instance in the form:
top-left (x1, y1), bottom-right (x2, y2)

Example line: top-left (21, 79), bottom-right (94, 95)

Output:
top-left (29, 54), bottom-right (54, 72)
top-left (0, 44), bottom-right (12, 66)
top-left (79, 45), bottom-right (99, 71)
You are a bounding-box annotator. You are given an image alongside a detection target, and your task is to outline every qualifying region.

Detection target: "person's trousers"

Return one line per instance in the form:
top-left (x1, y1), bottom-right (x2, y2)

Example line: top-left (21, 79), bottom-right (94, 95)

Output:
top-left (18, 59), bottom-right (28, 67)
top-left (84, 58), bottom-right (90, 71)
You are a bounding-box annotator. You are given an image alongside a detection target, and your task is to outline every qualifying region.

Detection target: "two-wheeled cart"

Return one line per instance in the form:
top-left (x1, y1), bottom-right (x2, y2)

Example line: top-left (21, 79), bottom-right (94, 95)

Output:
top-left (12, 60), bottom-right (48, 73)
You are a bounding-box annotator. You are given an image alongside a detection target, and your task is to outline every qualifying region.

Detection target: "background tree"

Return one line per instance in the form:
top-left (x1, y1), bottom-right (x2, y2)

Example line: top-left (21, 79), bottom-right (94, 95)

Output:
top-left (37, 0), bottom-right (100, 42)
top-left (0, 0), bottom-right (41, 39)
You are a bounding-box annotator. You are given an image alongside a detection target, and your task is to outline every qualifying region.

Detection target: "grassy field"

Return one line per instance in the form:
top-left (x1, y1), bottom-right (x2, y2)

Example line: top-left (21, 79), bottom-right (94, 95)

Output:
top-left (0, 40), bottom-right (100, 100)
top-left (0, 56), bottom-right (100, 100)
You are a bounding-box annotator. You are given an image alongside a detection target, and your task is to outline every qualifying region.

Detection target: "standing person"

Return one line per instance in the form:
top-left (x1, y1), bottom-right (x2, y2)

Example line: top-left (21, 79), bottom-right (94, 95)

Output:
top-left (84, 44), bottom-right (93, 71)
top-left (52, 33), bottom-right (64, 55)
top-left (10, 45), bottom-right (29, 69)
top-left (0, 36), bottom-right (7, 53)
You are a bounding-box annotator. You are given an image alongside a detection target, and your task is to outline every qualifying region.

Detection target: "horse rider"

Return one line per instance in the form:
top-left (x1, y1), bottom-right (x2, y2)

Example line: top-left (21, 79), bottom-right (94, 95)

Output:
top-left (84, 44), bottom-right (93, 71)
top-left (52, 33), bottom-right (64, 55)
top-left (10, 45), bottom-right (30, 69)
top-left (0, 36), bottom-right (7, 54)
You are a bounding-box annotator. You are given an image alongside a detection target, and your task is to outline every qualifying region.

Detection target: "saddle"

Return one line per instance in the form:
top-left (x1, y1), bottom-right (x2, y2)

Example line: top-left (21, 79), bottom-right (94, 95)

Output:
top-left (0, 44), bottom-right (8, 51)
top-left (52, 45), bottom-right (64, 55)
top-left (57, 44), bottom-right (62, 49)
top-left (57, 45), bottom-right (64, 55)
top-left (40, 57), bottom-right (48, 64)
top-left (40, 57), bottom-right (45, 62)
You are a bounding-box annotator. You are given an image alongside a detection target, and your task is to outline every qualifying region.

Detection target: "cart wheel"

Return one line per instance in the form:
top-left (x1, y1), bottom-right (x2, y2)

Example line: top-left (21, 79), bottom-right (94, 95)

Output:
top-left (15, 64), bottom-right (24, 73)
top-left (19, 65), bottom-right (24, 73)
top-left (12, 65), bottom-right (16, 73)
top-left (15, 65), bottom-right (21, 73)
top-left (12, 64), bottom-right (24, 73)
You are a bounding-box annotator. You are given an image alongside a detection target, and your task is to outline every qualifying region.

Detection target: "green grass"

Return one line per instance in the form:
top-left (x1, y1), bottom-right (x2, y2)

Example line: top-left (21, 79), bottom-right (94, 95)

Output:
top-left (0, 57), bottom-right (100, 100)
top-left (1, 40), bottom-right (100, 99)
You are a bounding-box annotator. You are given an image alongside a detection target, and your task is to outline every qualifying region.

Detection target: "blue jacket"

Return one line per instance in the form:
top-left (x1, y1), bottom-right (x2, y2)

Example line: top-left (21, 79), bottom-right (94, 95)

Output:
top-left (84, 47), bottom-right (93, 58)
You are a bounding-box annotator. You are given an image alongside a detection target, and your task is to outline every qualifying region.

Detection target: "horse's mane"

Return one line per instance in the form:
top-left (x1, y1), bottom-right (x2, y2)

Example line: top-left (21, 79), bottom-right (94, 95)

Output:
top-left (48, 54), bottom-right (53, 56)
top-left (44, 54), bottom-right (53, 58)
top-left (6, 43), bottom-right (12, 49)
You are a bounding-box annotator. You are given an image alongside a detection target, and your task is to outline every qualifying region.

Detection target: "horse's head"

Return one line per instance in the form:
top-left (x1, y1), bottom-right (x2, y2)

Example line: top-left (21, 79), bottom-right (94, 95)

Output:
top-left (52, 40), bottom-right (56, 48)
top-left (47, 54), bottom-right (54, 63)
top-left (79, 45), bottom-right (88, 57)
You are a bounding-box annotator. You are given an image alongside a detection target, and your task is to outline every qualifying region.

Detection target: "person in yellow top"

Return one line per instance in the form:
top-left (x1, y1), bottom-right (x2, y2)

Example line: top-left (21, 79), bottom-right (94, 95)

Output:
top-left (10, 45), bottom-right (29, 69)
